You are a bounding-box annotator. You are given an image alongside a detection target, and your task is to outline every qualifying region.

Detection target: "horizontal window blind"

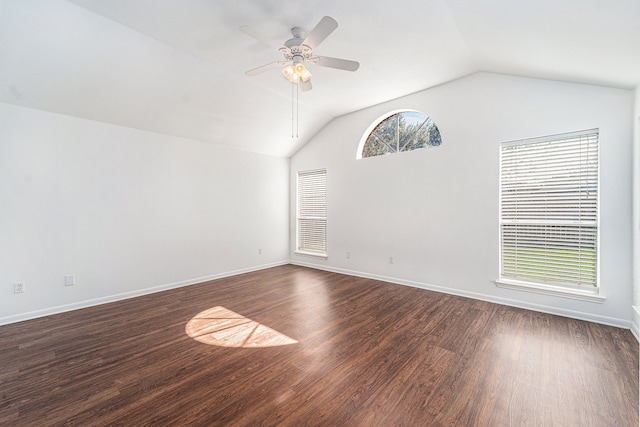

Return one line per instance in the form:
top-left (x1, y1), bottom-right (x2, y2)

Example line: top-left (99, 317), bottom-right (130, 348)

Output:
top-left (500, 129), bottom-right (598, 288)
top-left (297, 169), bottom-right (327, 255)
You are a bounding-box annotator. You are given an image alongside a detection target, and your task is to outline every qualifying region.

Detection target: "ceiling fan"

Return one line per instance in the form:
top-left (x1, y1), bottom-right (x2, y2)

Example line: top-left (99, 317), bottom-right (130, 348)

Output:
top-left (241, 16), bottom-right (359, 91)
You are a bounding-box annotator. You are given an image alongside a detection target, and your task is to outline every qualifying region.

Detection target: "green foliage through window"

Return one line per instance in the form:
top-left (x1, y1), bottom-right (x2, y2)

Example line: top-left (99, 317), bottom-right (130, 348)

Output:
top-left (361, 111), bottom-right (442, 158)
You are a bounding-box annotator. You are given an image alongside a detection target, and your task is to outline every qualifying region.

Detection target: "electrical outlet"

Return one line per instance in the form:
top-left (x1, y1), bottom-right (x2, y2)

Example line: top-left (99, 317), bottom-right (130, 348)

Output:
top-left (346, 251), bottom-right (351, 259)
top-left (64, 275), bottom-right (75, 286)
top-left (13, 282), bottom-right (24, 294)
top-left (389, 256), bottom-right (394, 264)
top-left (258, 248), bottom-right (262, 255)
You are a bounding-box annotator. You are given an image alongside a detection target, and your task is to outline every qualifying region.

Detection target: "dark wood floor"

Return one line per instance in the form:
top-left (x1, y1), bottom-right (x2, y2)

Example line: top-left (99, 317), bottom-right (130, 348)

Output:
top-left (1, 265), bottom-right (638, 426)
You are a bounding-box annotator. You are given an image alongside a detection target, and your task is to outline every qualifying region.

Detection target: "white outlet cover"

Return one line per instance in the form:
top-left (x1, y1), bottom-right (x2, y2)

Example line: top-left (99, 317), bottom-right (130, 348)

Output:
top-left (64, 275), bottom-right (75, 286)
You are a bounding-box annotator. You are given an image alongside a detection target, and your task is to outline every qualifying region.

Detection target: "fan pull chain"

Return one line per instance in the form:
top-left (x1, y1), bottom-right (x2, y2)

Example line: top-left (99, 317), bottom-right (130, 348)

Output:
top-left (291, 81), bottom-right (300, 139)
top-left (291, 80), bottom-right (294, 139)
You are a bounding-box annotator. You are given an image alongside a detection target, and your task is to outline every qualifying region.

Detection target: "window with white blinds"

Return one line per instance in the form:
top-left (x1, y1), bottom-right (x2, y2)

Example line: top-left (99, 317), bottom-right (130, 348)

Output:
top-left (297, 169), bottom-right (327, 256)
top-left (499, 129), bottom-right (598, 289)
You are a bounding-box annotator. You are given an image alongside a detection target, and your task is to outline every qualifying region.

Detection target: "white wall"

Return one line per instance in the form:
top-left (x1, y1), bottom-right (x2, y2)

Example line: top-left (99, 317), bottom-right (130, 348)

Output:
top-left (0, 103), bottom-right (289, 324)
top-left (633, 88), bottom-right (640, 338)
top-left (291, 72), bottom-right (634, 328)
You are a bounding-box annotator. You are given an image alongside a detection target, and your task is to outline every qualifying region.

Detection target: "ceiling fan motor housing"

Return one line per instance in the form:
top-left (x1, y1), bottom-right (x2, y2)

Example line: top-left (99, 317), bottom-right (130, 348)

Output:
top-left (281, 43), bottom-right (313, 63)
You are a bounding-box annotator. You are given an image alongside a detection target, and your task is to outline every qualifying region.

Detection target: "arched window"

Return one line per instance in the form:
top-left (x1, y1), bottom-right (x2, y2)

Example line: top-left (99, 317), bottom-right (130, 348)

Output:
top-left (358, 110), bottom-right (442, 159)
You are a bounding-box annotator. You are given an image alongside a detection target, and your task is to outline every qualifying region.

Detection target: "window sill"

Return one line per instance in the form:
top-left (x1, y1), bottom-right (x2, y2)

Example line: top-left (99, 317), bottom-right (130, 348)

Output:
top-left (294, 250), bottom-right (328, 260)
top-left (495, 279), bottom-right (606, 303)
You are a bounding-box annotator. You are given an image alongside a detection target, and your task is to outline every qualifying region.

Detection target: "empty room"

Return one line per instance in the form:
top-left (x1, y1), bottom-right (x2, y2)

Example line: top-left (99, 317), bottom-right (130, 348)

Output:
top-left (1, 0), bottom-right (639, 425)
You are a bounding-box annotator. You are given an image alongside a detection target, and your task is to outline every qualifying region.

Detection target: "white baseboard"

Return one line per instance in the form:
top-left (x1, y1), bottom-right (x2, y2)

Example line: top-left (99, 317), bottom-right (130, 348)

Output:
top-left (3, 260), bottom-right (635, 337)
top-left (632, 306), bottom-right (640, 342)
top-left (292, 261), bottom-right (632, 330)
top-left (0, 261), bottom-right (288, 327)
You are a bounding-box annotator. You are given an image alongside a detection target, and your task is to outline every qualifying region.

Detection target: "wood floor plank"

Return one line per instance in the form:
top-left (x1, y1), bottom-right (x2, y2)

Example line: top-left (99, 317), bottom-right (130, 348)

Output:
top-left (0, 265), bottom-right (637, 426)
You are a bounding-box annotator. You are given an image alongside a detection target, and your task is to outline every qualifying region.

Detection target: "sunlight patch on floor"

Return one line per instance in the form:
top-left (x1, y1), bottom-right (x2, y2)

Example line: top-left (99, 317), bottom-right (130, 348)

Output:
top-left (185, 306), bottom-right (298, 348)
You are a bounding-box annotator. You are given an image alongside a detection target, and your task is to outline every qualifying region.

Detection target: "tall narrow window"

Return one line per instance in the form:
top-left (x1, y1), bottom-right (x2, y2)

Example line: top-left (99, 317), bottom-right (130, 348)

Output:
top-left (297, 169), bottom-right (327, 256)
top-left (499, 129), bottom-right (599, 290)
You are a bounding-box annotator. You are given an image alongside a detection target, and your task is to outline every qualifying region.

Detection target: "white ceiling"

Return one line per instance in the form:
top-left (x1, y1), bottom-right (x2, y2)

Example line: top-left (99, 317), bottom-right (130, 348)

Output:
top-left (1, 0), bottom-right (639, 157)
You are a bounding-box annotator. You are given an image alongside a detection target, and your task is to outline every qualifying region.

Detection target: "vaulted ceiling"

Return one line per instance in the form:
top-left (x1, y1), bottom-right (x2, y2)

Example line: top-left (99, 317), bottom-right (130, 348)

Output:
top-left (1, 0), bottom-right (639, 157)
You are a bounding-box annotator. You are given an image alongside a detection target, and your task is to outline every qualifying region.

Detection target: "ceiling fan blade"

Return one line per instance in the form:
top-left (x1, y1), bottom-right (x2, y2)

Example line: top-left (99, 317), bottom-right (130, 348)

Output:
top-left (245, 61), bottom-right (286, 76)
top-left (300, 79), bottom-right (313, 91)
top-left (240, 25), bottom-right (282, 49)
top-left (312, 56), bottom-right (360, 72)
top-left (302, 16), bottom-right (338, 49)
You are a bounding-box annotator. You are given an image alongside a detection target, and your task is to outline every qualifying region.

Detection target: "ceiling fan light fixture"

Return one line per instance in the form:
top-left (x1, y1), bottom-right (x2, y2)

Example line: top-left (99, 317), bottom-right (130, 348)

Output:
top-left (244, 16), bottom-right (359, 91)
top-left (282, 65), bottom-right (296, 82)
top-left (298, 65), bottom-right (312, 83)
top-left (282, 62), bottom-right (312, 83)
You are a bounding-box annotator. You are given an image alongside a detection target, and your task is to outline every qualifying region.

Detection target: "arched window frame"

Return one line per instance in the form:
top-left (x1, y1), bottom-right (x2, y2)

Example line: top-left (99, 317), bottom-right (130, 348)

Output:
top-left (356, 109), bottom-right (441, 159)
